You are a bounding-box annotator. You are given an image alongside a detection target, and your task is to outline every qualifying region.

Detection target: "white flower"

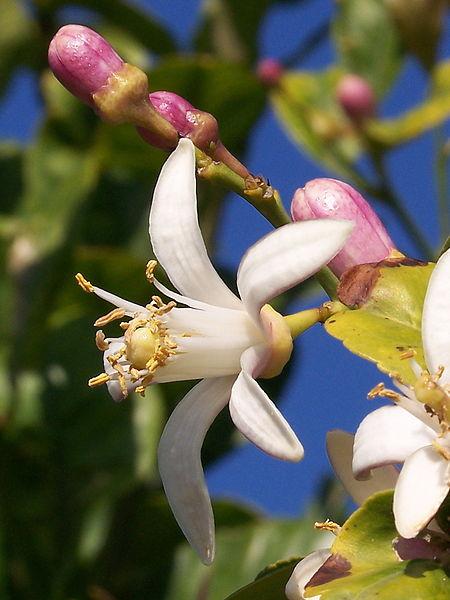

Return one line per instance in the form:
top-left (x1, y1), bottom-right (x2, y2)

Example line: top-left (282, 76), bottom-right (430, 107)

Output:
top-left (78, 139), bottom-right (352, 564)
top-left (352, 248), bottom-right (450, 539)
top-left (285, 430), bottom-right (397, 600)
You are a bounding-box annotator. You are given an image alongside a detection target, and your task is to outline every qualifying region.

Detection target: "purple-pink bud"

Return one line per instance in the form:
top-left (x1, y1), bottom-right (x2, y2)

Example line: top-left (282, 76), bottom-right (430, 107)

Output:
top-left (257, 58), bottom-right (284, 87)
top-left (291, 178), bottom-right (396, 277)
top-left (336, 74), bottom-right (376, 122)
top-left (48, 25), bottom-right (124, 107)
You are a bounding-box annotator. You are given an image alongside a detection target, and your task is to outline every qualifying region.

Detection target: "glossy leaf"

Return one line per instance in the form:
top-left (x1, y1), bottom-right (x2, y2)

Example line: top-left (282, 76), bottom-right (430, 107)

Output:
top-left (325, 262), bottom-right (434, 384)
top-left (306, 492), bottom-right (450, 599)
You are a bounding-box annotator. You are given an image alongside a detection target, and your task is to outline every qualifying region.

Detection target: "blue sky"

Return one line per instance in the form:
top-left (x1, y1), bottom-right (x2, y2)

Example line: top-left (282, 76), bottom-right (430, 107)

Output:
top-left (1, 1), bottom-right (449, 518)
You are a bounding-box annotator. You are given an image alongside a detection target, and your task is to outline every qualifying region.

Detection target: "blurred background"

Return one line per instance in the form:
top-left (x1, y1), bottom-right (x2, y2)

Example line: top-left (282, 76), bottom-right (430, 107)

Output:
top-left (0, 0), bottom-right (449, 597)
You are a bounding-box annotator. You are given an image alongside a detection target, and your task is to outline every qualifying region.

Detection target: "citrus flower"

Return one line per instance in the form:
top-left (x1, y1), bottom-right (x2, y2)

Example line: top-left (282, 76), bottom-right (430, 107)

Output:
top-left (285, 431), bottom-right (398, 600)
top-left (352, 248), bottom-right (450, 539)
top-left (77, 139), bottom-right (352, 563)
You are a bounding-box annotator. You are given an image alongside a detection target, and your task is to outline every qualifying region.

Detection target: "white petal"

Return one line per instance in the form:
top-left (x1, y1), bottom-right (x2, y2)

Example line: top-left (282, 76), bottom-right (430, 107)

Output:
top-left (153, 276), bottom-right (238, 312)
top-left (353, 405), bottom-right (436, 479)
top-left (326, 430), bottom-right (398, 506)
top-left (393, 444), bottom-right (450, 538)
top-left (92, 285), bottom-right (145, 316)
top-left (422, 248), bottom-right (450, 384)
top-left (228, 346), bottom-right (303, 461)
top-left (237, 220), bottom-right (352, 323)
top-left (285, 549), bottom-right (331, 600)
top-left (157, 376), bottom-right (235, 564)
top-left (149, 139), bottom-right (242, 309)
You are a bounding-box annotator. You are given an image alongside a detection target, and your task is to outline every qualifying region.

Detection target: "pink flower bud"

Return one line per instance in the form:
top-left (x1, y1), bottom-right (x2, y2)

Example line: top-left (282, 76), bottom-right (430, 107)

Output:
top-left (48, 25), bottom-right (124, 107)
top-left (336, 74), bottom-right (376, 122)
top-left (257, 58), bottom-right (284, 87)
top-left (291, 178), bottom-right (395, 277)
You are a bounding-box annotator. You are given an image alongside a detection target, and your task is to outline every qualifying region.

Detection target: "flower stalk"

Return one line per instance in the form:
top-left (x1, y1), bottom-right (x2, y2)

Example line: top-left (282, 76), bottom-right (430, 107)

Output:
top-left (284, 301), bottom-right (346, 339)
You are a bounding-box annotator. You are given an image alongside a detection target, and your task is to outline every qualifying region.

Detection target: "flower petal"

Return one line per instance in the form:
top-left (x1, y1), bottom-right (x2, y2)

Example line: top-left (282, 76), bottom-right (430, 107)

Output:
top-left (326, 430), bottom-right (398, 506)
top-left (228, 346), bottom-right (303, 461)
top-left (157, 376), bottom-right (235, 564)
top-left (149, 139), bottom-right (242, 309)
top-left (393, 444), bottom-right (450, 538)
top-left (422, 248), bottom-right (450, 384)
top-left (237, 219), bottom-right (353, 323)
top-left (285, 549), bottom-right (331, 600)
top-left (353, 405), bottom-right (436, 479)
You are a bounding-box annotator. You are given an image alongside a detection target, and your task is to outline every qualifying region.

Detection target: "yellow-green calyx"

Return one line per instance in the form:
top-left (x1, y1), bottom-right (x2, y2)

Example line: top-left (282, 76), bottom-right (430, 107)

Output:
top-left (93, 63), bottom-right (178, 147)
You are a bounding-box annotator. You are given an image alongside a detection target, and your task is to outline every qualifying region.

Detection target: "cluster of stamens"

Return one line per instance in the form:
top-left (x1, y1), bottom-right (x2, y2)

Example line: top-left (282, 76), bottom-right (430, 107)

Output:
top-left (76, 265), bottom-right (178, 398)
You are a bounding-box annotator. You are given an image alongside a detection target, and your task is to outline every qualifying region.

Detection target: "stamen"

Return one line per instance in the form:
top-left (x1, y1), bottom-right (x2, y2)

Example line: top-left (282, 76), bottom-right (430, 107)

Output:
top-left (75, 272), bottom-right (94, 293)
top-left (315, 519), bottom-right (341, 535)
top-left (368, 382), bottom-right (401, 402)
top-left (145, 260), bottom-right (158, 283)
top-left (88, 373), bottom-right (110, 387)
top-left (95, 308), bottom-right (126, 327)
top-left (399, 349), bottom-right (416, 360)
top-left (95, 330), bottom-right (109, 351)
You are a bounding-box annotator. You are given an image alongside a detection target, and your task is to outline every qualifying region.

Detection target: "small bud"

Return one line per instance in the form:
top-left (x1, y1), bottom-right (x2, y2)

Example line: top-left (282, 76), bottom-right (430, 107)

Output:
top-left (291, 178), bottom-right (396, 277)
top-left (257, 58), bottom-right (284, 87)
top-left (336, 74), bottom-right (376, 123)
top-left (139, 90), bottom-right (249, 177)
top-left (48, 26), bottom-right (178, 148)
top-left (48, 24), bottom-right (124, 107)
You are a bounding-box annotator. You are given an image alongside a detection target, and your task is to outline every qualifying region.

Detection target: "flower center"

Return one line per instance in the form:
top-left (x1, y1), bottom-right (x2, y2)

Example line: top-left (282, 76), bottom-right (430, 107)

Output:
top-left (125, 326), bottom-right (158, 369)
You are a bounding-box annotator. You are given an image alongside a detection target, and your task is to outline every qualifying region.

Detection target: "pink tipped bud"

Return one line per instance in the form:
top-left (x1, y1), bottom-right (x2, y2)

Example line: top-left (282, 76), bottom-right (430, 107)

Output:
top-left (48, 25), bottom-right (124, 107)
top-left (257, 58), bottom-right (284, 87)
top-left (336, 74), bottom-right (376, 122)
top-left (291, 178), bottom-right (396, 276)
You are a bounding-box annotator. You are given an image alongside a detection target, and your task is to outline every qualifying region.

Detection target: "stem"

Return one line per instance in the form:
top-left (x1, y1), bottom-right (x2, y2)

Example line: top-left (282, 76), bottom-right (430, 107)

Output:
top-left (284, 301), bottom-right (346, 338)
top-left (315, 267), bottom-right (340, 300)
top-left (434, 127), bottom-right (450, 247)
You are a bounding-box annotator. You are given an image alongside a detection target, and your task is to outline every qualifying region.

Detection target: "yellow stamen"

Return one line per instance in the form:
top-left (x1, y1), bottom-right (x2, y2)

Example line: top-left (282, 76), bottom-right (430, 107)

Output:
top-left (94, 308), bottom-right (126, 327)
top-left (145, 260), bottom-right (158, 283)
top-left (399, 349), bottom-right (416, 360)
top-left (95, 330), bottom-right (109, 351)
top-left (88, 373), bottom-right (110, 387)
top-left (368, 382), bottom-right (401, 402)
top-left (315, 520), bottom-right (341, 535)
top-left (76, 272), bottom-right (94, 293)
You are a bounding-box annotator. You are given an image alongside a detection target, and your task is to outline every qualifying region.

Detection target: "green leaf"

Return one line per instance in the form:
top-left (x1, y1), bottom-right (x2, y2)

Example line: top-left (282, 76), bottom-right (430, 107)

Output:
top-left (306, 492), bottom-right (450, 600)
top-left (333, 0), bottom-right (402, 96)
top-left (367, 59), bottom-right (450, 147)
top-left (325, 262), bottom-right (434, 384)
top-left (271, 68), bottom-right (364, 179)
top-left (225, 560), bottom-right (298, 600)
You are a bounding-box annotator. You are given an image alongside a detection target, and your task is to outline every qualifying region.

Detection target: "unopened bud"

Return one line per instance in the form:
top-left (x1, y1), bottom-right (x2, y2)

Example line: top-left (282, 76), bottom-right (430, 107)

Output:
top-left (336, 74), bottom-right (376, 123)
top-left (291, 178), bottom-right (396, 277)
top-left (257, 58), bottom-right (284, 87)
top-left (48, 24), bottom-right (124, 108)
top-left (139, 90), bottom-right (249, 177)
top-left (48, 26), bottom-right (178, 148)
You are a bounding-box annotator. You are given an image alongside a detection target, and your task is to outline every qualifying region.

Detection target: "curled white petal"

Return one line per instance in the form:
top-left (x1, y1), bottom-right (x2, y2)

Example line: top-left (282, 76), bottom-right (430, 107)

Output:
top-left (353, 406), bottom-right (436, 479)
top-left (285, 549), bottom-right (331, 600)
top-left (394, 443), bottom-right (450, 538)
top-left (157, 376), bottom-right (235, 565)
top-left (228, 345), bottom-right (303, 461)
top-left (422, 248), bottom-right (450, 385)
top-left (326, 430), bottom-right (398, 506)
top-left (149, 139), bottom-right (242, 309)
top-left (236, 219), bottom-right (353, 323)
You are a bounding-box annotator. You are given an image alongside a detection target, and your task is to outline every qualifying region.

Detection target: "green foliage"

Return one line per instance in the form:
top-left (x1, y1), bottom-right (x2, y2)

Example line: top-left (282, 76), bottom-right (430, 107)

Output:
top-left (333, 0), bottom-right (403, 95)
top-left (325, 262), bottom-right (434, 384)
top-left (306, 492), bottom-right (450, 599)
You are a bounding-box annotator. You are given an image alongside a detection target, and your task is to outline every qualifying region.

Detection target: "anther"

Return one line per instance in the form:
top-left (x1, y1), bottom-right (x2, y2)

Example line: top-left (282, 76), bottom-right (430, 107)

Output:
top-left (95, 308), bottom-right (126, 327)
top-left (145, 260), bottom-right (158, 283)
top-left (95, 330), bottom-right (109, 351)
top-left (88, 373), bottom-right (110, 387)
top-left (314, 520), bottom-right (341, 535)
top-left (76, 272), bottom-right (94, 293)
